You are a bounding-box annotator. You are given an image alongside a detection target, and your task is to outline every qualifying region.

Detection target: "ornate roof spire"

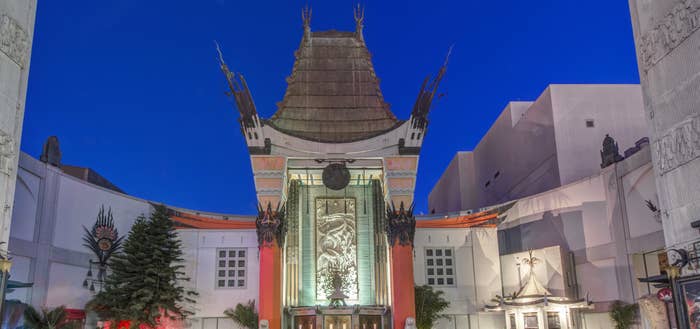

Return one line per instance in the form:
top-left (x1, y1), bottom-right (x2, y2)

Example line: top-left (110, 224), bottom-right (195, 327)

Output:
top-left (516, 250), bottom-right (551, 297)
top-left (354, 4), bottom-right (365, 42)
top-left (302, 5), bottom-right (312, 40)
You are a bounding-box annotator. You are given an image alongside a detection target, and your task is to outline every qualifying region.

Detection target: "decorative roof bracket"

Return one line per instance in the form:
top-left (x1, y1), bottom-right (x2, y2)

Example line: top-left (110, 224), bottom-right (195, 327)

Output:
top-left (216, 42), bottom-right (259, 130)
top-left (410, 45), bottom-right (452, 130)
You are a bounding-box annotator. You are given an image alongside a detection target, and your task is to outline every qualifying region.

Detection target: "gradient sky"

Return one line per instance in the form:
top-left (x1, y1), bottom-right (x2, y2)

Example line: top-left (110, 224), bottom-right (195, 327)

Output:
top-left (22, 0), bottom-right (641, 215)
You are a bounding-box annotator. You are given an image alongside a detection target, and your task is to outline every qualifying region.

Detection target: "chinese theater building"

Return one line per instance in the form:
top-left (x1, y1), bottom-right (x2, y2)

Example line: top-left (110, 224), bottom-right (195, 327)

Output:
top-left (4, 6), bottom-right (671, 329)
top-left (218, 7), bottom-right (447, 329)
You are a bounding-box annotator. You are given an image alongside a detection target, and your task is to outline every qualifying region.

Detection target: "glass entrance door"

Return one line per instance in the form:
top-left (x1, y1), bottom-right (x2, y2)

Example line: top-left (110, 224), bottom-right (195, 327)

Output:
top-left (323, 315), bottom-right (352, 329)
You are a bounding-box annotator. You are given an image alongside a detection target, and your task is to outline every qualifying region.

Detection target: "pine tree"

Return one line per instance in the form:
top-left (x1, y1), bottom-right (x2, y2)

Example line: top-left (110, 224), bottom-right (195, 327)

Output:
top-left (88, 205), bottom-right (196, 328)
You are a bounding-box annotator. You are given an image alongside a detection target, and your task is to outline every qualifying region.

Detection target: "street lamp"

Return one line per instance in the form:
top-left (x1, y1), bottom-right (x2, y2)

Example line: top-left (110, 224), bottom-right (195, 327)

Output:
top-left (83, 260), bottom-right (107, 293)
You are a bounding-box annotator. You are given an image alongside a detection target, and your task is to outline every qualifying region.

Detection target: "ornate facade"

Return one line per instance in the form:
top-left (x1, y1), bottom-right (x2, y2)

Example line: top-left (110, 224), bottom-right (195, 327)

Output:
top-left (218, 7), bottom-right (447, 329)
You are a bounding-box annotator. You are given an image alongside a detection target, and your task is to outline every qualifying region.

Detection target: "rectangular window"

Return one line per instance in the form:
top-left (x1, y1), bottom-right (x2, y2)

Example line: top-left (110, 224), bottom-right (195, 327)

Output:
top-left (508, 314), bottom-right (516, 329)
top-left (547, 312), bottom-right (561, 329)
top-left (216, 248), bottom-right (247, 288)
top-left (585, 119), bottom-right (595, 128)
top-left (524, 313), bottom-right (538, 329)
top-left (425, 248), bottom-right (455, 286)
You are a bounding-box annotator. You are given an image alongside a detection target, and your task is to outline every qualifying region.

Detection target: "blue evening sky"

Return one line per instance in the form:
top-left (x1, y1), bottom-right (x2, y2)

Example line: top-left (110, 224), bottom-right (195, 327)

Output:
top-left (22, 1), bottom-right (640, 215)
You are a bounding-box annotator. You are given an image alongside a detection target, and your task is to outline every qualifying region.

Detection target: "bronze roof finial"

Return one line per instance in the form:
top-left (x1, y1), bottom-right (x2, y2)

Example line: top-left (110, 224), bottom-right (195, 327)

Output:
top-left (354, 4), bottom-right (365, 42)
top-left (302, 5), bottom-right (312, 31)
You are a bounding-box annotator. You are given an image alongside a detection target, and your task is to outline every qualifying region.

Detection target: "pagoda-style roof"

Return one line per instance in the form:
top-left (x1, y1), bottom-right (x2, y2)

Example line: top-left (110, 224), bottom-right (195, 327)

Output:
top-left (267, 27), bottom-right (401, 143)
top-left (219, 7), bottom-right (448, 150)
top-left (485, 250), bottom-right (592, 312)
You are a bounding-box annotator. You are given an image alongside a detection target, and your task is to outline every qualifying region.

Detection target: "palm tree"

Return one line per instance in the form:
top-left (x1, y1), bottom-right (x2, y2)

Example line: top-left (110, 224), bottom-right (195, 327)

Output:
top-left (609, 300), bottom-right (638, 329)
top-left (23, 305), bottom-right (75, 329)
top-left (224, 300), bottom-right (258, 329)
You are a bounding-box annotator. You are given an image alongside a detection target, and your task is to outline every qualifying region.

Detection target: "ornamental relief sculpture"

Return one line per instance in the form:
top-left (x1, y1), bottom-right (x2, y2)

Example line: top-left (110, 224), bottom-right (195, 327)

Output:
top-left (315, 198), bottom-right (358, 301)
top-left (0, 13), bottom-right (29, 68)
top-left (637, 0), bottom-right (700, 71)
top-left (0, 130), bottom-right (15, 176)
top-left (653, 114), bottom-right (700, 174)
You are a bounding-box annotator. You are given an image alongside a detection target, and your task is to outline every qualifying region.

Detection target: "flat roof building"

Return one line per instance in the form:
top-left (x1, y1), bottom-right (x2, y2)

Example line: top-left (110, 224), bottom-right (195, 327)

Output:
top-left (429, 84), bottom-right (649, 214)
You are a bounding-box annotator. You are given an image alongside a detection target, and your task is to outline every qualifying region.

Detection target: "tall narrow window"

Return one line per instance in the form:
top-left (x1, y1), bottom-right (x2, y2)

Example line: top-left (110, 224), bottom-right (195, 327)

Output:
top-left (216, 248), bottom-right (247, 288)
top-left (508, 314), bottom-right (516, 329)
top-left (523, 313), bottom-right (538, 329)
top-left (547, 312), bottom-right (561, 329)
top-left (425, 248), bottom-right (455, 286)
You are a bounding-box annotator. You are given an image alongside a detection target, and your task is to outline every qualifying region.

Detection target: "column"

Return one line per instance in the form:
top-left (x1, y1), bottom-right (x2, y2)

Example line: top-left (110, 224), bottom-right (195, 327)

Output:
top-left (257, 203), bottom-right (285, 329)
top-left (250, 155), bottom-right (287, 329)
top-left (386, 202), bottom-right (416, 329)
top-left (383, 156), bottom-right (419, 329)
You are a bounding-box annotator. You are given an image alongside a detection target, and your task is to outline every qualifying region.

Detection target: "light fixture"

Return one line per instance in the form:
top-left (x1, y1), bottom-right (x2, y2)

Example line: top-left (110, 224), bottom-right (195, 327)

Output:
top-left (0, 258), bottom-right (12, 273)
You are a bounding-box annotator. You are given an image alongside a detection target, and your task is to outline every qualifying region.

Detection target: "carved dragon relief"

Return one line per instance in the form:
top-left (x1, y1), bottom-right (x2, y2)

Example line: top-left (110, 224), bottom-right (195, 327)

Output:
top-left (637, 0), bottom-right (700, 71)
top-left (0, 13), bottom-right (29, 68)
top-left (315, 198), bottom-right (358, 301)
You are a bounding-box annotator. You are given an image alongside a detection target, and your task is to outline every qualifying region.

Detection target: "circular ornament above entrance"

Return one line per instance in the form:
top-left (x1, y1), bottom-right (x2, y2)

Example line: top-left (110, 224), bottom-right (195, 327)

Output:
top-left (322, 163), bottom-right (350, 190)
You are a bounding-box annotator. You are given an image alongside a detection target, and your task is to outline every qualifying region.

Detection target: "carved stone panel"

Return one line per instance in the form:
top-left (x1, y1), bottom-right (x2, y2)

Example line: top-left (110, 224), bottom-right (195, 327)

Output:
top-left (652, 114), bottom-right (700, 175)
top-left (636, 0), bottom-right (700, 71)
top-left (0, 13), bottom-right (29, 68)
top-left (0, 130), bottom-right (15, 176)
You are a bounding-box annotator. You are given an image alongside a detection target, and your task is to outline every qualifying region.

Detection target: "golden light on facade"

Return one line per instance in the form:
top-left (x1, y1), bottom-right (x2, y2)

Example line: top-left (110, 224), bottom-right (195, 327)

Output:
top-left (0, 258), bottom-right (11, 273)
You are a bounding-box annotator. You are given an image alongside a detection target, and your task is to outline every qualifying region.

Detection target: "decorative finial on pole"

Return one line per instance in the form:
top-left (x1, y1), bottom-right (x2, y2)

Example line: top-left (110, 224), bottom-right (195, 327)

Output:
top-left (214, 41), bottom-right (259, 130)
top-left (354, 4), bottom-right (365, 42)
top-left (215, 40), bottom-right (226, 68)
top-left (214, 40), bottom-right (235, 95)
top-left (302, 5), bottom-right (312, 42)
top-left (443, 44), bottom-right (454, 69)
top-left (302, 5), bottom-right (312, 30)
top-left (409, 44), bottom-right (453, 130)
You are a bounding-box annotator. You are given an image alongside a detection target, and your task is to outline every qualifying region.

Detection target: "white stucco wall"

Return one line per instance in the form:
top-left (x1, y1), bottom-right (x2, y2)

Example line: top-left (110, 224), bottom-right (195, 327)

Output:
top-left (413, 227), bottom-right (504, 329)
top-left (550, 84), bottom-right (647, 186)
top-left (428, 153), bottom-right (465, 214)
top-left (53, 173), bottom-right (151, 253)
top-left (621, 163), bottom-right (661, 239)
top-left (45, 262), bottom-right (93, 309)
top-left (178, 229), bottom-right (260, 319)
top-left (11, 167), bottom-right (40, 241)
top-left (429, 84), bottom-right (648, 215)
top-left (499, 147), bottom-right (663, 304)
